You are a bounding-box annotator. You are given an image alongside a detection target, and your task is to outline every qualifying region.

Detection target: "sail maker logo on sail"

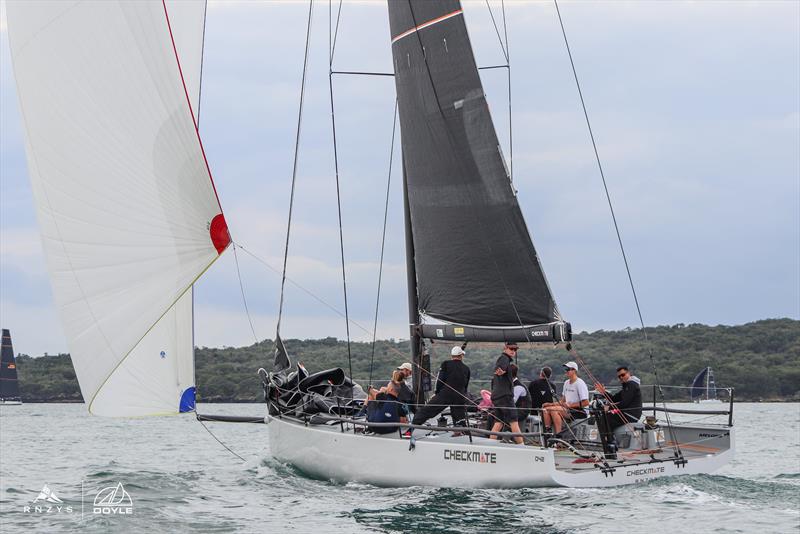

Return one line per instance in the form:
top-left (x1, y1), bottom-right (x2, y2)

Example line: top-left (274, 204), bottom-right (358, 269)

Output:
top-left (443, 449), bottom-right (497, 464)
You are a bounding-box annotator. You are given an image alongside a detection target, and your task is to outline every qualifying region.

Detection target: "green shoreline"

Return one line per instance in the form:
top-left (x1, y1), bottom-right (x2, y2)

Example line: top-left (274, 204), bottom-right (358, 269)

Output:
top-left (11, 318), bottom-right (800, 403)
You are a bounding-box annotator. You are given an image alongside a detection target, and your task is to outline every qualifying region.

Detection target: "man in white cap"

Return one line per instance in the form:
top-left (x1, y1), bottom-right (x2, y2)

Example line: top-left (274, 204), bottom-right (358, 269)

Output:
top-left (410, 345), bottom-right (471, 430)
top-left (541, 361), bottom-right (589, 436)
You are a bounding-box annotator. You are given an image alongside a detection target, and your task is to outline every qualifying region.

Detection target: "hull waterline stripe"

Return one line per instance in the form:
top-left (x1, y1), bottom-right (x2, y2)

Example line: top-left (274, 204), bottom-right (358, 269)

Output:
top-left (391, 9), bottom-right (463, 44)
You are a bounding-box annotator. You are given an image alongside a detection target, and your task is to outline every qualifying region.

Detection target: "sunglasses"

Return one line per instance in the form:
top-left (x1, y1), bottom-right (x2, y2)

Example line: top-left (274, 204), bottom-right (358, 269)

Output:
top-left (617, 373), bottom-right (628, 379)
top-left (508, 347), bottom-right (518, 352)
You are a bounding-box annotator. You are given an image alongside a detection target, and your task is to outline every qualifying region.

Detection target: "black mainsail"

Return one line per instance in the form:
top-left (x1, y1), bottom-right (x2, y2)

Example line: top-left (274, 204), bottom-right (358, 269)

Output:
top-left (0, 329), bottom-right (21, 402)
top-left (388, 0), bottom-right (569, 342)
top-left (690, 367), bottom-right (716, 401)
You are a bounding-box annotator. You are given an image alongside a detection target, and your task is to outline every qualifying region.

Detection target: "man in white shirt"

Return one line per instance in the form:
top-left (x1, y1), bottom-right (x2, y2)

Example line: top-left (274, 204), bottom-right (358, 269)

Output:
top-left (541, 361), bottom-right (589, 436)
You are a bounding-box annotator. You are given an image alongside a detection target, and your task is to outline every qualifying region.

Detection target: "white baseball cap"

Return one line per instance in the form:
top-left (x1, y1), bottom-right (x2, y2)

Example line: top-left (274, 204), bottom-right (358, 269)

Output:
top-left (397, 362), bottom-right (413, 372)
top-left (563, 361), bottom-right (578, 371)
top-left (451, 346), bottom-right (465, 357)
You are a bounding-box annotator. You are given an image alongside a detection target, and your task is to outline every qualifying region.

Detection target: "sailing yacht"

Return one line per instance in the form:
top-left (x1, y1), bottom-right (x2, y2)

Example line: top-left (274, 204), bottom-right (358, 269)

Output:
top-left (691, 367), bottom-right (722, 404)
top-left (0, 329), bottom-right (22, 405)
top-left (6, 0), bottom-right (734, 487)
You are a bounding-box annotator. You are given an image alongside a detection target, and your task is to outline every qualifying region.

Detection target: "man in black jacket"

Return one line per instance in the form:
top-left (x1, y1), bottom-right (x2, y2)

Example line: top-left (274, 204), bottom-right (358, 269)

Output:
top-left (489, 342), bottom-right (523, 444)
top-left (595, 366), bottom-right (643, 430)
top-left (411, 346), bottom-right (471, 428)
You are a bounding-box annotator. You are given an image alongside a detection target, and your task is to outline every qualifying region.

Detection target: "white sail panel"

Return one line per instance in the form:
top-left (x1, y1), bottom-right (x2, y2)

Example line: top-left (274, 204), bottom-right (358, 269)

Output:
top-left (101, 0), bottom-right (208, 417)
top-left (7, 0), bottom-right (229, 416)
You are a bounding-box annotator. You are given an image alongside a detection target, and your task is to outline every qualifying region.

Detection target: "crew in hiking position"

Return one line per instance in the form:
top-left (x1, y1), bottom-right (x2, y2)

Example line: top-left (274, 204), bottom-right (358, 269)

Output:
top-left (489, 343), bottom-right (524, 444)
top-left (412, 346), bottom-right (471, 429)
top-left (542, 361), bottom-right (589, 436)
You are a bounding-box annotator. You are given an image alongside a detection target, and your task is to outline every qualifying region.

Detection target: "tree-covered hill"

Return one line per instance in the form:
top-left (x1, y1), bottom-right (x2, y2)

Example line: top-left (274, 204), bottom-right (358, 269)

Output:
top-left (12, 318), bottom-right (800, 403)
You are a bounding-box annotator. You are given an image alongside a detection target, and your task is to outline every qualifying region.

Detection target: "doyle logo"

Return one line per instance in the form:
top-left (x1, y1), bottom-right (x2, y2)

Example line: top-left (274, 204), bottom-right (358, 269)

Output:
top-left (24, 484), bottom-right (73, 514)
top-left (444, 449), bottom-right (497, 464)
top-left (93, 482), bottom-right (133, 515)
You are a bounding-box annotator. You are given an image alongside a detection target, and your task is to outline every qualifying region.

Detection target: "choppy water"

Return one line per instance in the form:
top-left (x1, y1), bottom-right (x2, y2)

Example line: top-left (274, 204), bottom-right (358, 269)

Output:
top-left (0, 403), bottom-right (798, 533)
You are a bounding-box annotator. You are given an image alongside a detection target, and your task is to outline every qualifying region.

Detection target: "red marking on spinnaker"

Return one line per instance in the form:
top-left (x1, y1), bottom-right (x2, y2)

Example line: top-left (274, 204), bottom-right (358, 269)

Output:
top-left (209, 214), bottom-right (230, 255)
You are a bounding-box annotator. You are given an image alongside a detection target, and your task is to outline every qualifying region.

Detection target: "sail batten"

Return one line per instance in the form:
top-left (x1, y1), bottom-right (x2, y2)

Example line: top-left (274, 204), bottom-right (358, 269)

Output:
top-left (388, 0), bottom-right (565, 339)
top-left (7, 0), bottom-right (226, 416)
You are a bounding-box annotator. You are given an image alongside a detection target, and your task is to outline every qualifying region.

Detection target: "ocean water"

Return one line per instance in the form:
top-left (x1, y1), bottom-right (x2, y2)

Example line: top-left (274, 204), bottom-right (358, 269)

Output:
top-left (0, 403), bottom-right (797, 533)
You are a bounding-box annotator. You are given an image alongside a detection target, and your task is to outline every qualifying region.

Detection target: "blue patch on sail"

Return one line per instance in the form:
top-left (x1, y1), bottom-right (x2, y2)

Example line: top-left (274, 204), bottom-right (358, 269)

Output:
top-left (179, 386), bottom-right (196, 413)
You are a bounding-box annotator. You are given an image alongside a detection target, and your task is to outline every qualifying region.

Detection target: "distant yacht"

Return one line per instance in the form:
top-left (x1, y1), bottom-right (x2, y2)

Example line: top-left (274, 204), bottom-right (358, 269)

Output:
top-left (0, 329), bottom-right (22, 405)
top-left (690, 366), bottom-right (721, 404)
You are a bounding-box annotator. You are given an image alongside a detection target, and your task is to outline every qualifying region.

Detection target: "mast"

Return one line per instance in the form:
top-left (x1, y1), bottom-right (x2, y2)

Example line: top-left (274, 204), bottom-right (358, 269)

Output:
top-left (403, 160), bottom-right (427, 405)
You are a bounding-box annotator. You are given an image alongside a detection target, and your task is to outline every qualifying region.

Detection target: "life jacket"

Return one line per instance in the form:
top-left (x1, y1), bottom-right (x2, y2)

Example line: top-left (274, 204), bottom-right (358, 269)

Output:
top-left (514, 378), bottom-right (532, 421)
top-left (367, 392), bottom-right (402, 434)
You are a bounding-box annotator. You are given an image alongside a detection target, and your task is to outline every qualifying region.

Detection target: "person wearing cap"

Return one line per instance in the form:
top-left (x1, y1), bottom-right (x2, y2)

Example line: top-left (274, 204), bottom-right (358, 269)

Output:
top-left (410, 345), bottom-right (471, 430)
top-left (542, 361), bottom-right (589, 436)
top-left (489, 342), bottom-right (524, 444)
top-left (388, 362), bottom-right (415, 412)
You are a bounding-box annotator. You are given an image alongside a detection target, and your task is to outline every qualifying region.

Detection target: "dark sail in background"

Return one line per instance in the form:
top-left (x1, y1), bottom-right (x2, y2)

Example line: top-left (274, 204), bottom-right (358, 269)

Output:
top-left (1, 329), bottom-right (21, 401)
top-left (388, 0), bottom-right (568, 342)
top-left (690, 367), bottom-right (715, 401)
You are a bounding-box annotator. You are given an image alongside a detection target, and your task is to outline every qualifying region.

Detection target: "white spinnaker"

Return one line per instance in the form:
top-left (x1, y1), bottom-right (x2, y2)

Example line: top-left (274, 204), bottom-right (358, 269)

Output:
top-left (7, 0), bottom-right (228, 416)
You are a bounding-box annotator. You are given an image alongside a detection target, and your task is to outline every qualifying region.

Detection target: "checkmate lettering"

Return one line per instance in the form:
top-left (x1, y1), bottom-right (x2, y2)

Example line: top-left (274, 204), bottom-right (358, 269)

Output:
top-left (443, 449), bottom-right (497, 464)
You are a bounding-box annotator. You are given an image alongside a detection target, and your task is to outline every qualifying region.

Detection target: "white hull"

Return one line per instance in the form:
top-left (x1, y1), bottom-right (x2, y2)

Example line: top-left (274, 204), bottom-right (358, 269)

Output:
top-left (0, 400), bottom-right (22, 405)
top-left (267, 416), bottom-right (734, 488)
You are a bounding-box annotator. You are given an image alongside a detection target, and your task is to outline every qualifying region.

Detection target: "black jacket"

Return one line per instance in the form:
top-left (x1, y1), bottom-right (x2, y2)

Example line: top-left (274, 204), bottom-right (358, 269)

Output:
top-left (610, 380), bottom-right (643, 420)
top-left (528, 377), bottom-right (557, 410)
top-left (435, 359), bottom-right (470, 397)
top-left (491, 353), bottom-right (514, 401)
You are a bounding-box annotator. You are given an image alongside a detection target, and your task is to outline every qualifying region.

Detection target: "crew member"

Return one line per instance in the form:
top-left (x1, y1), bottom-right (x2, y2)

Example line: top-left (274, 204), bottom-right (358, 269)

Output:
top-left (489, 342), bottom-right (524, 444)
top-left (388, 362), bottom-right (414, 412)
top-left (366, 370), bottom-right (409, 434)
top-left (411, 346), bottom-right (471, 429)
top-left (528, 366), bottom-right (557, 432)
top-left (594, 365), bottom-right (643, 429)
top-left (511, 364), bottom-right (532, 425)
top-left (542, 361), bottom-right (589, 436)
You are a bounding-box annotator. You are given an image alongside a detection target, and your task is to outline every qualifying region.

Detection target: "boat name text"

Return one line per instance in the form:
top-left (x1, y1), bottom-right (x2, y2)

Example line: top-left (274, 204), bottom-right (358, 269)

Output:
top-left (626, 466), bottom-right (665, 477)
top-left (443, 449), bottom-right (497, 464)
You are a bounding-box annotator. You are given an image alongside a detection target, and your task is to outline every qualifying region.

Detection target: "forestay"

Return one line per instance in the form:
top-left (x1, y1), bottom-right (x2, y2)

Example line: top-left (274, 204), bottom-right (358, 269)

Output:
top-left (6, 0), bottom-right (229, 416)
top-left (388, 0), bottom-right (568, 342)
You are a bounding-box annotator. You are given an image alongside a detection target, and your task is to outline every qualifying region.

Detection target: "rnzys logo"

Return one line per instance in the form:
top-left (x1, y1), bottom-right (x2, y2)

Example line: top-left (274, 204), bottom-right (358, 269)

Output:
top-left (23, 484), bottom-right (73, 514)
top-left (93, 482), bottom-right (133, 515)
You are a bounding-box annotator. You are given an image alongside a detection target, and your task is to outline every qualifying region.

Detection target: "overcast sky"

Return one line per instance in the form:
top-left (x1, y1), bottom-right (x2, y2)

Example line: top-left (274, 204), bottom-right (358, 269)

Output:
top-left (1, 0), bottom-right (798, 357)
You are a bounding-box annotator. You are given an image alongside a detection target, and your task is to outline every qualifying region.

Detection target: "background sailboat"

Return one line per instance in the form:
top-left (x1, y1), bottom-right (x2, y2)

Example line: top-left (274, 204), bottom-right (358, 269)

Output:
top-left (6, 0), bottom-right (229, 416)
top-left (691, 366), bottom-right (721, 403)
top-left (0, 329), bottom-right (21, 404)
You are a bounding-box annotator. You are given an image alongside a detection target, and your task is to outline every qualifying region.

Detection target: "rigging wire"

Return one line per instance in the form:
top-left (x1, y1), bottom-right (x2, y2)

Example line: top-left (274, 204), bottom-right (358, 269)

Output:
top-left (276, 0), bottom-right (314, 337)
top-left (328, 0), bottom-right (354, 384)
top-left (552, 0), bottom-right (683, 459)
top-left (368, 100), bottom-right (399, 387)
top-left (232, 243), bottom-right (260, 345)
top-left (197, 417), bottom-right (246, 462)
